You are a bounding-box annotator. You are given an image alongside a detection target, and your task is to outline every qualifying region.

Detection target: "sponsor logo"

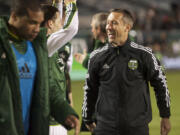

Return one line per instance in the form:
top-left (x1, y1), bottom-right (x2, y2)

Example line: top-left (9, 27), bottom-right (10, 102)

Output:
top-left (19, 63), bottom-right (32, 78)
top-left (1, 52), bottom-right (6, 59)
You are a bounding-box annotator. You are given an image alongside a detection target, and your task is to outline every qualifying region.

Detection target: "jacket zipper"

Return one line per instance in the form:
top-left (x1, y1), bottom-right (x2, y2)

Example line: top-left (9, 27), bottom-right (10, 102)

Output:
top-left (117, 48), bottom-right (120, 55)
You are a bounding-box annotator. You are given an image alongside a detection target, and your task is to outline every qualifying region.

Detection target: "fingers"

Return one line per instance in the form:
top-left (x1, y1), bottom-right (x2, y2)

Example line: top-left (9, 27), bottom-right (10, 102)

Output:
top-left (65, 116), bottom-right (75, 128)
top-left (74, 53), bottom-right (81, 59)
top-left (74, 53), bottom-right (80, 63)
top-left (65, 115), bottom-right (80, 135)
top-left (161, 125), bottom-right (166, 135)
top-left (161, 129), bottom-right (168, 135)
top-left (74, 119), bottom-right (80, 135)
top-left (161, 126), bottom-right (170, 135)
top-left (83, 49), bottom-right (87, 55)
top-left (85, 122), bottom-right (96, 133)
top-left (74, 53), bottom-right (84, 64)
top-left (161, 118), bottom-right (171, 135)
top-left (64, 0), bottom-right (76, 5)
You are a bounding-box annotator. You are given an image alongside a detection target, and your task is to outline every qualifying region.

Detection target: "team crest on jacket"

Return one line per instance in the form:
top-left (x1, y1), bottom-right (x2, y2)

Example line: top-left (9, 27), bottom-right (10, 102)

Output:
top-left (128, 59), bottom-right (138, 70)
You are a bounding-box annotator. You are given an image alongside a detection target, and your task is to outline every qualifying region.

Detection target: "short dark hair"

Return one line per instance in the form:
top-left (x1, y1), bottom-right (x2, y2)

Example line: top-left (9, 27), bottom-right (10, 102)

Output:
top-left (92, 12), bottom-right (108, 34)
top-left (41, 5), bottom-right (59, 27)
top-left (11, 0), bottom-right (42, 17)
top-left (110, 8), bottom-right (135, 28)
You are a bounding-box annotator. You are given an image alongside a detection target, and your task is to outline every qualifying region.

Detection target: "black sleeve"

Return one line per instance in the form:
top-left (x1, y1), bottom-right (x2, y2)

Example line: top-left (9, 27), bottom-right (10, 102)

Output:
top-left (82, 55), bottom-right (99, 123)
top-left (145, 51), bottom-right (170, 118)
top-left (82, 54), bottom-right (90, 69)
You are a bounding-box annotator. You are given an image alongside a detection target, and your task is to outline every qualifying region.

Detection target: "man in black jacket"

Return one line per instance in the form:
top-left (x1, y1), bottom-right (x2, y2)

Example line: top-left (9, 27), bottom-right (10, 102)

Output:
top-left (82, 8), bottom-right (171, 135)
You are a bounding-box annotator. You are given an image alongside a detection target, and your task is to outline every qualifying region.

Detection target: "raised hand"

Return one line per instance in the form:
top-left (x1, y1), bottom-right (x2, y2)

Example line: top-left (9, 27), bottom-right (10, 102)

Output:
top-left (74, 49), bottom-right (87, 64)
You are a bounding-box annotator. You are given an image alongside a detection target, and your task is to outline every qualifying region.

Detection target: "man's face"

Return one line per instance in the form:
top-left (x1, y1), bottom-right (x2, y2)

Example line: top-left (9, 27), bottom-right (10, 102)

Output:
top-left (106, 12), bottom-right (128, 45)
top-left (91, 19), bottom-right (100, 39)
top-left (14, 9), bottom-right (44, 41)
top-left (51, 12), bottom-right (62, 33)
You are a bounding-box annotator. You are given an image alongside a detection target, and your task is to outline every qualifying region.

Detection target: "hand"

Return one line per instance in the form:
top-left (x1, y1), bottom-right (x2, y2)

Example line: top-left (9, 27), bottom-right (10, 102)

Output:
top-left (74, 50), bottom-right (87, 64)
top-left (53, 0), bottom-right (62, 3)
top-left (161, 118), bottom-right (171, 135)
top-left (65, 115), bottom-right (80, 135)
top-left (85, 122), bottom-right (96, 133)
top-left (64, 0), bottom-right (76, 5)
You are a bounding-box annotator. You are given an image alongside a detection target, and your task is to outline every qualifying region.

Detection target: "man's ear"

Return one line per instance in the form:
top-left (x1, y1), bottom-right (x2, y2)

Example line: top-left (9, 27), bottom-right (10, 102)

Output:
top-left (9, 12), bottom-right (18, 25)
top-left (11, 12), bottom-right (18, 21)
top-left (96, 26), bottom-right (101, 34)
top-left (125, 24), bottom-right (131, 32)
top-left (47, 20), bottom-right (53, 29)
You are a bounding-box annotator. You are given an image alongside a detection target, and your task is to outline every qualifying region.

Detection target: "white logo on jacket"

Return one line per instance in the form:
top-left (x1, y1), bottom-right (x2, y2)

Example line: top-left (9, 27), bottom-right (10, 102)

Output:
top-left (1, 52), bottom-right (6, 59)
top-left (102, 63), bottom-right (110, 69)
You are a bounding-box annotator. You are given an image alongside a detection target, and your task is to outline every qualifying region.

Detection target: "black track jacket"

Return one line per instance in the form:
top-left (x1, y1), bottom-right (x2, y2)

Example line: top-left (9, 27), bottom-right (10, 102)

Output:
top-left (82, 39), bottom-right (170, 129)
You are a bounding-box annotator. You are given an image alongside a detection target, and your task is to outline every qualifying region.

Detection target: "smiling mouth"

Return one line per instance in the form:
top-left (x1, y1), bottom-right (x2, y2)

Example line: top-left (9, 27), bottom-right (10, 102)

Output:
top-left (107, 30), bottom-right (115, 36)
top-left (108, 33), bottom-right (115, 39)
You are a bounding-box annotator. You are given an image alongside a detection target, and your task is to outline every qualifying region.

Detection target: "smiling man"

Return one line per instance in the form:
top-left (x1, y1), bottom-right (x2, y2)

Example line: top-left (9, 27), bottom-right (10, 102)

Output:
top-left (82, 8), bottom-right (171, 135)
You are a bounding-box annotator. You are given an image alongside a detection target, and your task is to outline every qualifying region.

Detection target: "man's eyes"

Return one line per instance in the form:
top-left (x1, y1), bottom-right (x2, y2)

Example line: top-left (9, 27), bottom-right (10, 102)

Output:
top-left (28, 20), bottom-right (38, 24)
top-left (107, 21), bottom-right (118, 25)
top-left (112, 21), bottom-right (118, 25)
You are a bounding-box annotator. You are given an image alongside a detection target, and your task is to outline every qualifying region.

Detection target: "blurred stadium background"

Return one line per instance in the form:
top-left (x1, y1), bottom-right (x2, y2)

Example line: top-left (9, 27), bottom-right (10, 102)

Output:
top-left (1, 0), bottom-right (180, 134)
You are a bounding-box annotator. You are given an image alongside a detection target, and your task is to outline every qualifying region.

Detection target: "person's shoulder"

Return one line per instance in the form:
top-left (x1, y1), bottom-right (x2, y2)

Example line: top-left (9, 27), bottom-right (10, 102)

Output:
top-left (0, 16), bottom-right (9, 31)
top-left (0, 16), bottom-right (8, 22)
top-left (34, 27), bottom-right (47, 42)
top-left (39, 27), bottom-right (47, 37)
top-left (89, 43), bottom-right (109, 60)
top-left (32, 27), bottom-right (47, 49)
top-left (129, 41), bottom-right (152, 54)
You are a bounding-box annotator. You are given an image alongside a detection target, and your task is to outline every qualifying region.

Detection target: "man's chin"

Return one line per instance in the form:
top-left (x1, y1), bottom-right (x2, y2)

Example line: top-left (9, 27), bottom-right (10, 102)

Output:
top-left (26, 35), bottom-right (37, 41)
top-left (25, 38), bottom-right (33, 41)
top-left (108, 39), bottom-right (114, 44)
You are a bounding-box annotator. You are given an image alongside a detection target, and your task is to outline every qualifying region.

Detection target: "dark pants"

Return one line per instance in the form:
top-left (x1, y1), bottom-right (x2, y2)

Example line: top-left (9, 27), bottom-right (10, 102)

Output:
top-left (94, 124), bottom-right (149, 135)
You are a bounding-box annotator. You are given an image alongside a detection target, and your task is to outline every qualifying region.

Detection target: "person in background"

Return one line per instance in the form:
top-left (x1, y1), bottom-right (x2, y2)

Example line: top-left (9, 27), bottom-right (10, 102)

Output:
top-left (82, 8), bottom-right (171, 135)
top-left (0, 0), bottom-right (79, 135)
top-left (74, 12), bottom-right (108, 69)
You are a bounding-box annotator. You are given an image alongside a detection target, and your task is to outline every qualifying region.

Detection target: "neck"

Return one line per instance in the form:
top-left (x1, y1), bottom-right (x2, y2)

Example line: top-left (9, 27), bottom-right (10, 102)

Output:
top-left (112, 36), bottom-right (128, 47)
top-left (98, 34), bottom-right (106, 43)
top-left (47, 29), bottom-right (52, 36)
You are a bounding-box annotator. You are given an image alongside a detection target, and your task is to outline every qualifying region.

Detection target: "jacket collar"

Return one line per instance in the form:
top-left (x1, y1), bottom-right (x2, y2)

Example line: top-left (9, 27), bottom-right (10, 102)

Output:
top-left (0, 16), bottom-right (20, 89)
top-left (109, 37), bottom-right (131, 50)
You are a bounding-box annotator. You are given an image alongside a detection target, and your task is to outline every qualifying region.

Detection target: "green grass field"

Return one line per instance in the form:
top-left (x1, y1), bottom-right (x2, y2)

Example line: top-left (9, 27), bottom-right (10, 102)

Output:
top-left (68, 71), bottom-right (180, 135)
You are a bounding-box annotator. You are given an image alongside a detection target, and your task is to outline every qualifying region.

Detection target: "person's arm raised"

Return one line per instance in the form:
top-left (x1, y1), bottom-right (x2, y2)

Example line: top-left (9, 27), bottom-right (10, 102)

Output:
top-left (47, 0), bottom-right (78, 57)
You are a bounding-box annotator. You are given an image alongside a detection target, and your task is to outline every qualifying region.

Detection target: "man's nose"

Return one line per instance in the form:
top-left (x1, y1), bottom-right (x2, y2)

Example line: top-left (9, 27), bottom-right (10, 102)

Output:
top-left (34, 24), bottom-right (40, 33)
top-left (106, 24), bottom-right (112, 30)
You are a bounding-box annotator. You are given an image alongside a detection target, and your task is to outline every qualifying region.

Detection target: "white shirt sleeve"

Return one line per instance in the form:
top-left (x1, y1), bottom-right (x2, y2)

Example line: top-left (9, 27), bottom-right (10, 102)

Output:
top-left (57, 2), bottom-right (63, 19)
top-left (47, 2), bottom-right (79, 57)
